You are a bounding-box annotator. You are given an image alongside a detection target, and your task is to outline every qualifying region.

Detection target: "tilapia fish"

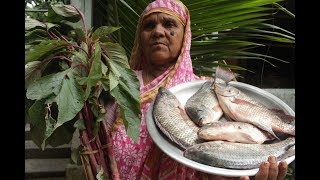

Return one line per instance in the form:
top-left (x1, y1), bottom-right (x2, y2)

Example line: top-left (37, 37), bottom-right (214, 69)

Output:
top-left (183, 137), bottom-right (295, 169)
top-left (198, 121), bottom-right (273, 144)
top-left (213, 66), bottom-right (295, 139)
top-left (185, 80), bottom-right (223, 126)
top-left (153, 87), bottom-right (203, 150)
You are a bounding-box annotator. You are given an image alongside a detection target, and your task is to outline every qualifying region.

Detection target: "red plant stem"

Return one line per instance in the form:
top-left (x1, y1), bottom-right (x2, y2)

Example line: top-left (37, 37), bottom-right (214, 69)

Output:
top-left (83, 103), bottom-right (107, 177)
top-left (51, 56), bottom-right (73, 63)
top-left (95, 135), bottom-right (110, 179)
top-left (80, 153), bottom-right (95, 180)
top-left (71, 45), bottom-right (90, 57)
top-left (70, 5), bottom-right (88, 44)
top-left (101, 121), bottom-right (120, 179)
top-left (100, 101), bottom-right (120, 179)
top-left (73, 63), bottom-right (90, 73)
top-left (80, 130), bottom-right (99, 176)
top-left (49, 30), bottom-right (59, 39)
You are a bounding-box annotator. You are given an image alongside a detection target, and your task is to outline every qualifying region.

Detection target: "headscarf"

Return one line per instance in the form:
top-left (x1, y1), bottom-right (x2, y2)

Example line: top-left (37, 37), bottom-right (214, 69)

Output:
top-left (130, 0), bottom-right (198, 104)
top-left (110, 0), bottom-right (206, 179)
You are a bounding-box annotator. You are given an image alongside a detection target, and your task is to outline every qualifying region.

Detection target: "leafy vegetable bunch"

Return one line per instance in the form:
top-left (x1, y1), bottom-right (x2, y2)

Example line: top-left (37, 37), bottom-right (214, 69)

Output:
top-left (25, 4), bottom-right (141, 179)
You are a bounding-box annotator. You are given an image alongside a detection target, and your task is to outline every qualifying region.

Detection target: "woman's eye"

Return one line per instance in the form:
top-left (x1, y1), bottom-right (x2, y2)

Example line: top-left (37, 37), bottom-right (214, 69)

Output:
top-left (143, 22), bottom-right (155, 30)
top-left (164, 21), bottom-right (175, 28)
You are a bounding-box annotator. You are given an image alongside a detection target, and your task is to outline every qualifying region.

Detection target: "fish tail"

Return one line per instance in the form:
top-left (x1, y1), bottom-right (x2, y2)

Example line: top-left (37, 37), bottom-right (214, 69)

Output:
top-left (215, 66), bottom-right (236, 83)
top-left (270, 130), bottom-right (281, 140)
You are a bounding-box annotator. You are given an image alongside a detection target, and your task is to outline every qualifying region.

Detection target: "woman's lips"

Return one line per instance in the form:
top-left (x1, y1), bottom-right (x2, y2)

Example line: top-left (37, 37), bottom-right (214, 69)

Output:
top-left (151, 42), bottom-right (167, 49)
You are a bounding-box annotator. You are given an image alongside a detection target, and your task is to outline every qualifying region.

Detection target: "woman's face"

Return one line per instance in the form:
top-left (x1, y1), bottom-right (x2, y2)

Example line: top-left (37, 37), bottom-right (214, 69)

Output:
top-left (140, 12), bottom-right (185, 68)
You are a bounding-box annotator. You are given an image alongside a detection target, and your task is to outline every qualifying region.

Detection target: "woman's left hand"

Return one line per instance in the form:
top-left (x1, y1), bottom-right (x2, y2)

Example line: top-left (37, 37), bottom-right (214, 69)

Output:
top-left (239, 155), bottom-right (288, 180)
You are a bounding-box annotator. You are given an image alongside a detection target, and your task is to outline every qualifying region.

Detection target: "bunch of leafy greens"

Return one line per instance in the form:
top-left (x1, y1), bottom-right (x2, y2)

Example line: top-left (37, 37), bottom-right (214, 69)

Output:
top-left (25, 4), bottom-right (141, 151)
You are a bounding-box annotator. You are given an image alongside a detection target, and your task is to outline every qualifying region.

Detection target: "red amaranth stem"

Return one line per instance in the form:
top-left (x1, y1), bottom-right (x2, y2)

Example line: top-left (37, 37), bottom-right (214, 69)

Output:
top-left (80, 130), bottom-right (99, 176)
top-left (73, 63), bottom-right (90, 73)
top-left (71, 45), bottom-right (90, 57)
top-left (95, 135), bottom-right (110, 179)
top-left (101, 121), bottom-right (120, 179)
top-left (100, 101), bottom-right (120, 179)
top-left (70, 5), bottom-right (88, 44)
top-left (82, 103), bottom-right (105, 176)
top-left (51, 56), bottom-right (72, 63)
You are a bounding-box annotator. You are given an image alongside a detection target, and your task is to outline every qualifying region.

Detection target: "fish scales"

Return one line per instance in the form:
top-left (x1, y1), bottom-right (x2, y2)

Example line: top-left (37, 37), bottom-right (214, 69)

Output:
top-left (183, 137), bottom-right (295, 169)
top-left (214, 66), bottom-right (295, 138)
top-left (153, 87), bottom-right (202, 150)
top-left (185, 80), bottom-right (223, 126)
top-left (198, 121), bottom-right (272, 144)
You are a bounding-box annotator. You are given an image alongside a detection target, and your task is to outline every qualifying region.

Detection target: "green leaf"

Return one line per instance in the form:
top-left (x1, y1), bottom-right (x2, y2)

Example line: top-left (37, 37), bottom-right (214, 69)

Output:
top-left (104, 42), bottom-right (130, 69)
top-left (25, 18), bottom-right (45, 30)
top-left (26, 69), bottom-right (68, 100)
top-left (41, 116), bottom-right (56, 150)
top-left (85, 42), bottom-right (102, 100)
top-left (91, 26), bottom-right (121, 41)
top-left (25, 29), bottom-right (48, 45)
top-left (28, 99), bottom-right (47, 149)
top-left (96, 166), bottom-right (107, 180)
top-left (55, 70), bottom-right (85, 128)
top-left (47, 119), bottom-right (76, 147)
top-left (73, 118), bottom-right (86, 130)
top-left (110, 72), bottom-right (140, 142)
top-left (25, 40), bottom-right (69, 63)
top-left (46, 4), bottom-right (81, 23)
top-left (25, 61), bottom-right (43, 89)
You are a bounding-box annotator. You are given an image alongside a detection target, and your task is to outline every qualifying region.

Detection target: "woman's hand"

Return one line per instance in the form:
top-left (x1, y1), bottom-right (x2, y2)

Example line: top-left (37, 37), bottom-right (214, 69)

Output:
top-left (239, 156), bottom-right (288, 180)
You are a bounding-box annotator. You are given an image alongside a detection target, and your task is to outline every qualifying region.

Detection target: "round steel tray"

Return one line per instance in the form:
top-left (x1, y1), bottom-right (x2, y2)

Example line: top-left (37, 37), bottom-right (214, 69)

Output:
top-left (146, 80), bottom-right (295, 177)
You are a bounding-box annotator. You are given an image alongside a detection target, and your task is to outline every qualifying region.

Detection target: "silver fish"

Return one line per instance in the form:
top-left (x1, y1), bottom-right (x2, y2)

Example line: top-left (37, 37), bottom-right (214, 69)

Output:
top-left (153, 87), bottom-right (203, 149)
top-left (185, 80), bottom-right (223, 126)
top-left (183, 137), bottom-right (295, 169)
top-left (198, 121), bottom-right (273, 144)
top-left (213, 66), bottom-right (295, 139)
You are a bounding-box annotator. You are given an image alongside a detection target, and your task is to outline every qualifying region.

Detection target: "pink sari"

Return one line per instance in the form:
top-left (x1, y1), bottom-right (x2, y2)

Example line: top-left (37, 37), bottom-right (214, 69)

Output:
top-left (109, 0), bottom-right (208, 179)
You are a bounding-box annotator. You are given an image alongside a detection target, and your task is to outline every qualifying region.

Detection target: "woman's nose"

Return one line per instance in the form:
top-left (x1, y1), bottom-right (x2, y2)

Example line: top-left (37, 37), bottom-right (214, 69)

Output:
top-left (152, 25), bottom-right (165, 38)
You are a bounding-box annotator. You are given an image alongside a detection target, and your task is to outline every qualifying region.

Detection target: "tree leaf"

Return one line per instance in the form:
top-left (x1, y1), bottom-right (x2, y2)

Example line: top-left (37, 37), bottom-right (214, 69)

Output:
top-left (91, 26), bottom-right (121, 41)
top-left (26, 69), bottom-right (68, 100)
top-left (25, 39), bottom-right (69, 63)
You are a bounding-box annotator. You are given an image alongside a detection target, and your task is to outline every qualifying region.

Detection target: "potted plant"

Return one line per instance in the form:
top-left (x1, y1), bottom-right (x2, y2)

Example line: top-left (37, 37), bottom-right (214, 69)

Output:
top-left (25, 3), bottom-right (140, 179)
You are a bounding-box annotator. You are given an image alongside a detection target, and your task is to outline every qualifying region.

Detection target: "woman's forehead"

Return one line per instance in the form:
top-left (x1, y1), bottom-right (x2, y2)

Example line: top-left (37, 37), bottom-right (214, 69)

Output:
top-left (143, 12), bottom-right (180, 23)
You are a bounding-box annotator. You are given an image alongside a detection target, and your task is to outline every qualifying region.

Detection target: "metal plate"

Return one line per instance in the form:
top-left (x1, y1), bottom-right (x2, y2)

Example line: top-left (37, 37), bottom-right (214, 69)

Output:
top-left (146, 80), bottom-right (295, 177)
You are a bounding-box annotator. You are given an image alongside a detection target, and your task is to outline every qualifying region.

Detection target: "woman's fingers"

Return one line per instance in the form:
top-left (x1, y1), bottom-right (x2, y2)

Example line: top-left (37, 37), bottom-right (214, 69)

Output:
top-left (276, 161), bottom-right (288, 180)
top-left (254, 161), bottom-right (270, 180)
top-left (239, 176), bottom-right (250, 180)
top-left (267, 156), bottom-right (278, 180)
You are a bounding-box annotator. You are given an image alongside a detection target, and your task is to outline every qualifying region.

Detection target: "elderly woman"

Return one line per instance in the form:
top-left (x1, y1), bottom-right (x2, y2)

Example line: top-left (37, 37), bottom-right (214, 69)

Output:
top-left (107, 0), bottom-right (288, 179)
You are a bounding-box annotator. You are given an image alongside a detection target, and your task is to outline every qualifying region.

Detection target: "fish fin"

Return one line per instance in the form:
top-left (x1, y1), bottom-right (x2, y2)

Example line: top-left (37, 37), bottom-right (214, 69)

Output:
top-left (179, 105), bottom-right (192, 121)
top-left (232, 98), bottom-right (259, 107)
top-left (280, 144), bottom-right (295, 160)
top-left (257, 124), bottom-right (280, 140)
top-left (215, 66), bottom-right (236, 83)
top-left (268, 108), bottom-right (295, 124)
